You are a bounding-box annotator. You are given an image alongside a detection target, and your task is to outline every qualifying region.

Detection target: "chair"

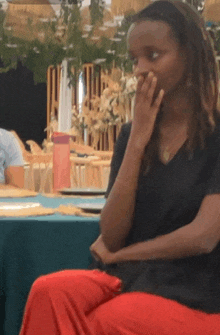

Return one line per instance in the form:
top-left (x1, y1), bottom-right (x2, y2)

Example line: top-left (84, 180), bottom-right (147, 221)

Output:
top-left (42, 139), bottom-right (53, 153)
top-left (26, 154), bottom-right (53, 193)
top-left (70, 156), bottom-right (99, 188)
top-left (89, 160), bottom-right (111, 189)
top-left (26, 140), bottom-right (43, 155)
top-left (69, 139), bottom-right (95, 155)
top-left (91, 150), bottom-right (113, 161)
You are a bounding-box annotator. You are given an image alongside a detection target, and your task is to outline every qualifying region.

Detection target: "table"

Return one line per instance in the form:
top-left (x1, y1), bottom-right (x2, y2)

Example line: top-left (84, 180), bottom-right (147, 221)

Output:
top-left (0, 195), bottom-right (102, 335)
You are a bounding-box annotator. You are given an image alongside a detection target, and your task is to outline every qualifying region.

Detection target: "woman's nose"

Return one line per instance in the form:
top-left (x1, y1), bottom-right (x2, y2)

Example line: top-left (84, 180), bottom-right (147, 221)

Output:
top-left (133, 59), bottom-right (150, 77)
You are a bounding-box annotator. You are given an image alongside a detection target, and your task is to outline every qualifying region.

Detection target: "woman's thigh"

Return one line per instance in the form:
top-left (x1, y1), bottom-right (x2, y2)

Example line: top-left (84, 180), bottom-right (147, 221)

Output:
top-left (88, 292), bottom-right (220, 335)
top-left (30, 269), bottom-right (122, 314)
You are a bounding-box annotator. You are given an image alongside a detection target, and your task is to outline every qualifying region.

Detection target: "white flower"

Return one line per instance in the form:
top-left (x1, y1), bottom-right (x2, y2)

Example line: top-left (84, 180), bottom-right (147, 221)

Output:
top-left (33, 47), bottom-right (40, 53)
top-left (110, 38), bottom-right (122, 42)
top-left (83, 25), bottom-right (93, 32)
top-left (107, 50), bottom-right (115, 54)
top-left (91, 36), bottom-right (100, 40)
top-left (126, 77), bottom-right (138, 93)
top-left (99, 27), bottom-right (108, 31)
top-left (39, 18), bottom-right (50, 23)
top-left (94, 58), bottom-right (106, 64)
top-left (118, 31), bottom-right (126, 36)
top-left (103, 21), bottom-right (117, 27)
top-left (6, 43), bottom-right (18, 48)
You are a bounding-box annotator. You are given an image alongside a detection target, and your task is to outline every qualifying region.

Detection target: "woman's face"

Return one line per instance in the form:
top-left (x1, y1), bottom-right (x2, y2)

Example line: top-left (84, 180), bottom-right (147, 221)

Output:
top-left (127, 20), bottom-right (188, 99)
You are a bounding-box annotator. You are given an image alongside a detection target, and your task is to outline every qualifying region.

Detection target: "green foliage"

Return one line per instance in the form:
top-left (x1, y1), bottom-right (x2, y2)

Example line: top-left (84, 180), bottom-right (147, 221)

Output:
top-left (90, 0), bottom-right (105, 26)
top-left (0, 0), bottom-right (216, 84)
top-left (0, 1), bottom-right (118, 84)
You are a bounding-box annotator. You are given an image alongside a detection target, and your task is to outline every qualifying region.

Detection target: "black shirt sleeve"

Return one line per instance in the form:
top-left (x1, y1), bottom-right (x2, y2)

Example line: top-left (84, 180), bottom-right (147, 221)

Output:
top-left (206, 124), bottom-right (220, 195)
top-left (105, 122), bottom-right (132, 198)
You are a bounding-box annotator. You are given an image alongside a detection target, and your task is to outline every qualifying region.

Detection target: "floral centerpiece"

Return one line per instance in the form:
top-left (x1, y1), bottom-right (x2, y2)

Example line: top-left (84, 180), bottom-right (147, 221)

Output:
top-left (43, 68), bottom-right (138, 149)
top-left (72, 68), bottom-right (137, 148)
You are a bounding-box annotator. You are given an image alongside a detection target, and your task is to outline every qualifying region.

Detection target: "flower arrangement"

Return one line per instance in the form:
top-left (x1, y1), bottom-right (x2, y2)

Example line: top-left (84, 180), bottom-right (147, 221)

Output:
top-left (43, 68), bottom-right (138, 149)
top-left (74, 68), bottom-right (137, 147)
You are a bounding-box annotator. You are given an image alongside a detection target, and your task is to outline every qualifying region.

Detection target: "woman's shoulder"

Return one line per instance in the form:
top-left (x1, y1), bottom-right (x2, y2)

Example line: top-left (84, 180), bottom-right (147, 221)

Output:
top-left (121, 121), bottom-right (132, 134)
top-left (116, 121), bottom-right (132, 145)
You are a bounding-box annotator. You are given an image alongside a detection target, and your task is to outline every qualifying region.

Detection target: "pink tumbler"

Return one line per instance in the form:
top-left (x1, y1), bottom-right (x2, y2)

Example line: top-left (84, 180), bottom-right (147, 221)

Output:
top-left (52, 132), bottom-right (71, 193)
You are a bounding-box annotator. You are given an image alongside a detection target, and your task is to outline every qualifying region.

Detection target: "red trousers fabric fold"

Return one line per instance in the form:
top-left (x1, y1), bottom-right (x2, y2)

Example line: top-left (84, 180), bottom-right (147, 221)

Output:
top-left (19, 269), bottom-right (220, 335)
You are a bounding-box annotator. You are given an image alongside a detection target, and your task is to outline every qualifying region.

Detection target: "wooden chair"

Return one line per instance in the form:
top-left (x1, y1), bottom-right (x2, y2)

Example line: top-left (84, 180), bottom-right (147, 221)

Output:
top-left (70, 156), bottom-right (100, 188)
top-left (26, 140), bottom-right (43, 155)
top-left (27, 154), bottom-right (53, 193)
top-left (91, 150), bottom-right (113, 161)
top-left (69, 140), bottom-right (95, 155)
top-left (42, 139), bottom-right (53, 153)
top-left (89, 160), bottom-right (111, 189)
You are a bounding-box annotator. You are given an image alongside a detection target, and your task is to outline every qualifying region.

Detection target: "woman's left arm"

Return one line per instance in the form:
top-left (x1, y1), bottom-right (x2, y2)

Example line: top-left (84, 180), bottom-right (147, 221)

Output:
top-left (91, 194), bottom-right (220, 263)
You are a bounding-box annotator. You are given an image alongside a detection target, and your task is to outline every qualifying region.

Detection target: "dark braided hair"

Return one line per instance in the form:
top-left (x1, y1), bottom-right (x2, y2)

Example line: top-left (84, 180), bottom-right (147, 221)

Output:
top-left (130, 0), bottom-right (220, 174)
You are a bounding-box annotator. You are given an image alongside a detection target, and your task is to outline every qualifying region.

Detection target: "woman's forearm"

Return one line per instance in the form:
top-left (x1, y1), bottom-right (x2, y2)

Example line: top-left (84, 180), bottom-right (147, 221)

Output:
top-left (112, 222), bottom-right (209, 262)
top-left (100, 137), bottom-right (145, 252)
top-left (100, 75), bottom-right (164, 252)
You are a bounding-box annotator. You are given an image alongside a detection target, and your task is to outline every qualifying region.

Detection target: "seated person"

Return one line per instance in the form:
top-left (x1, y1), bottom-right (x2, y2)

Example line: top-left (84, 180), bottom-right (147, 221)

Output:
top-left (18, 1), bottom-right (220, 334)
top-left (0, 128), bottom-right (24, 188)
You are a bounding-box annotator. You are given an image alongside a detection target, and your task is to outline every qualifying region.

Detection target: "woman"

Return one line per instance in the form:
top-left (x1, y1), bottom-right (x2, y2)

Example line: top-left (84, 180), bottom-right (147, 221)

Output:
top-left (19, 1), bottom-right (220, 334)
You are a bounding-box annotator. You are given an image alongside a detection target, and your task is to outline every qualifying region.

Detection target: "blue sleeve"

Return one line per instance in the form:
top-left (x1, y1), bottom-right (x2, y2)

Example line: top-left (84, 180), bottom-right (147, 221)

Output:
top-left (4, 132), bottom-right (24, 168)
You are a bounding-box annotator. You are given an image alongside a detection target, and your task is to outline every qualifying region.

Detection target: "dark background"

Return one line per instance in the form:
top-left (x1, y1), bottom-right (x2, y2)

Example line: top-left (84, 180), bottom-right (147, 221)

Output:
top-left (0, 60), bottom-right (47, 149)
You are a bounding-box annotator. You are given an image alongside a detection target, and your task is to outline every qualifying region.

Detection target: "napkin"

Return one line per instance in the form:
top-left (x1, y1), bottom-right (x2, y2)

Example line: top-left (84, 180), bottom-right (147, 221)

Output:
top-left (56, 204), bottom-right (100, 217)
top-left (43, 193), bottom-right (104, 199)
top-left (0, 188), bottom-right (38, 198)
top-left (0, 206), bottom-right (55, 217)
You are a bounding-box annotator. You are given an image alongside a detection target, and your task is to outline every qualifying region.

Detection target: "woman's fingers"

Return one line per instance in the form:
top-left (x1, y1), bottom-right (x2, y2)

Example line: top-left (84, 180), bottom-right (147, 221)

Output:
top-left (147, 76), bottom-right (157, 101)
top-left (136, 72), bottom-right (157, 104)
top-left (135, 72), bottom-right (164, 113)
top-left (136, 74), bottom-right (145, 91)
top-left (153, 89), bottom-right (164, 110)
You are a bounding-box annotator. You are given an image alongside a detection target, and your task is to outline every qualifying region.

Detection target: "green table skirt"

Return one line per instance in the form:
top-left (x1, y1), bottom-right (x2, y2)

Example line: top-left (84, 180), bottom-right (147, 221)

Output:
top-left (0, 195), bottom-right (101, 335)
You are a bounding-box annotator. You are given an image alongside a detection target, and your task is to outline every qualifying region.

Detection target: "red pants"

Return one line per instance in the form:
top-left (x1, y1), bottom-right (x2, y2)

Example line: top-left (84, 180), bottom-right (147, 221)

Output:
top-left (19, 269), bottom-right (220, 335)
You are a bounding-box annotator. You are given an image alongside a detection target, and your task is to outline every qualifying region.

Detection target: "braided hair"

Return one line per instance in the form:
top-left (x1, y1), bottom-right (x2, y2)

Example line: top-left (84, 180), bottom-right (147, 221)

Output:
top-left (129, 0), bottom-right (220, 173)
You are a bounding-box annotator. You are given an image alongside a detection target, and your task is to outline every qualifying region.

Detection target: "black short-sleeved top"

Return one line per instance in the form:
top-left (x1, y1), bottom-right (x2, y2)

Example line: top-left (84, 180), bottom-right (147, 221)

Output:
top-left (89, 121), bottom-right (220, 313)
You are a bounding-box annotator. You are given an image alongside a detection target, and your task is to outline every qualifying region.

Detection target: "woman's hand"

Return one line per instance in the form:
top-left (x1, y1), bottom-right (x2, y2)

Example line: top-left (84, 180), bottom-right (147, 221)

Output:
top-left (90, 235), bottom-right (117, 264)
top-left (130, 72), bottom-right (164, 149)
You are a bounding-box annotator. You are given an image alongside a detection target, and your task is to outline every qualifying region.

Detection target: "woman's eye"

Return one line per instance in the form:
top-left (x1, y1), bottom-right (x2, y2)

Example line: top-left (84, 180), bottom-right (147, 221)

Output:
top-left (148, 51), bottom-right (159, 61)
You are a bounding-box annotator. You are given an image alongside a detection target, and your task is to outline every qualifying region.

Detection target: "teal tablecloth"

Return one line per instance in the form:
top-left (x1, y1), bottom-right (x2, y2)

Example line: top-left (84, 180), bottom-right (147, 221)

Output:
top-left (0, 195), bottom-right (102, 335)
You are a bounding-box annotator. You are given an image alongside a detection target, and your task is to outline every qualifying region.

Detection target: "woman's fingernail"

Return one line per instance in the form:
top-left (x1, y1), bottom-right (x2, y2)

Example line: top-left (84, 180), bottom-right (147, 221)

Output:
top-left (148, 72), bottom-right (154, 78)
top-left (138, 75), bottom-right (144, 81)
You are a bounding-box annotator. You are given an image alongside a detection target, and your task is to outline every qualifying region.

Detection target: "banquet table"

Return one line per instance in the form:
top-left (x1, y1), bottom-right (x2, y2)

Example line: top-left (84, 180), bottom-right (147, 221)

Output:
top-left (0, 194), bottom-right (102, 335)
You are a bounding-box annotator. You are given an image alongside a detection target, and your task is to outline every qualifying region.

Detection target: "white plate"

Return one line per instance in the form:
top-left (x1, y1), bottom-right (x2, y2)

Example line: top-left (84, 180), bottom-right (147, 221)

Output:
top-left (59, 188), bottom-right (106, 196)
top-left (77, 202), bottom-right (105, 213)
top-left (0, 202), bottom-right (41, 210)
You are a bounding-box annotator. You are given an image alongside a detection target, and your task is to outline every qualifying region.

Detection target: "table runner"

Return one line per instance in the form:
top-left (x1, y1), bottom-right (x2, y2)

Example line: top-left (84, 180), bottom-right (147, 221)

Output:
top-left (0, 189), bottom-right (37, 198)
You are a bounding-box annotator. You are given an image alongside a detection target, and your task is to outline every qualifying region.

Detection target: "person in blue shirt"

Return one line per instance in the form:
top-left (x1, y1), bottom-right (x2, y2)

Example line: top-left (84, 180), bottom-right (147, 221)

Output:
top-left (0, 128), bottom-right (24, 188)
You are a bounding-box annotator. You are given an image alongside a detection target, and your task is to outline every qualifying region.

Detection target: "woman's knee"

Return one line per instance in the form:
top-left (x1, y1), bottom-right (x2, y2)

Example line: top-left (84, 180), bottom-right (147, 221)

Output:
top-left (30, 269), bottom-right (88, 295)
top-left (30, 269), bottom-right (107, 295)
